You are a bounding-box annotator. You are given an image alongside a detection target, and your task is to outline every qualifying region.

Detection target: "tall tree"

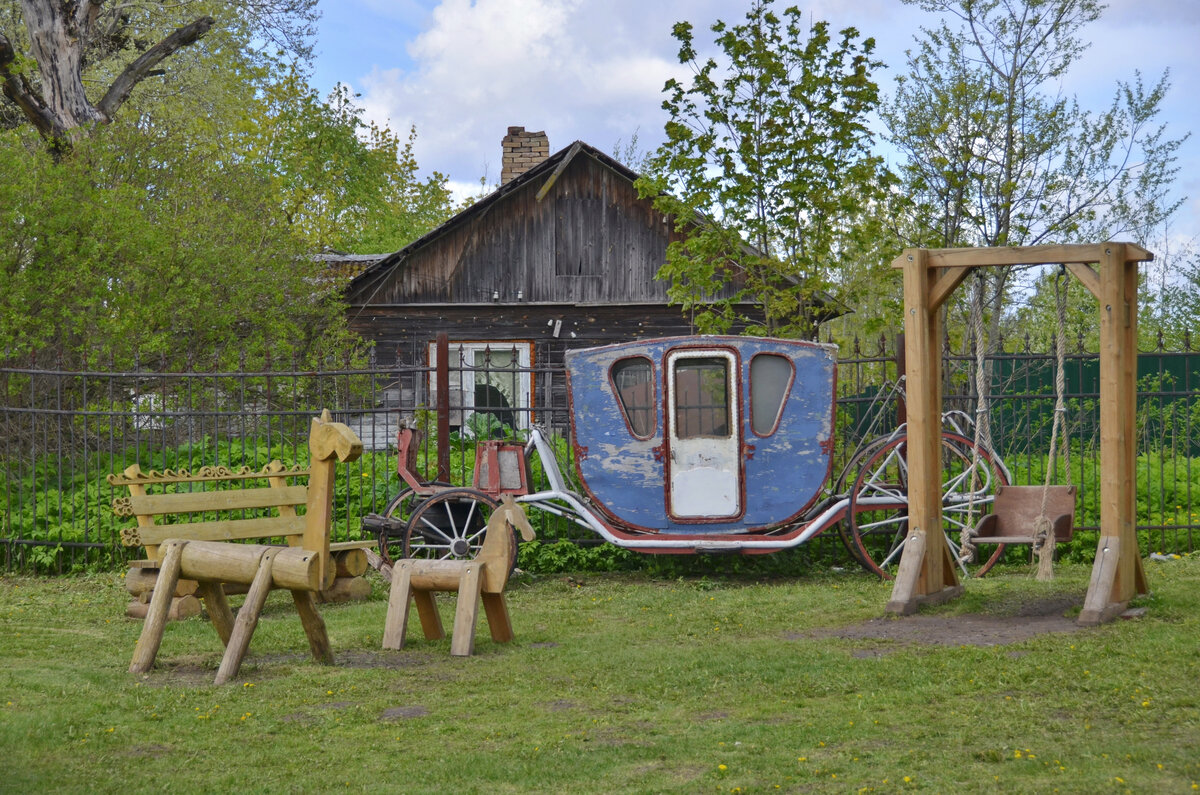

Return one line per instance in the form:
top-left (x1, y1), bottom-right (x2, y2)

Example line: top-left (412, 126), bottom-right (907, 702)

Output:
top-left (0, 119), bottom-right (362, 372)
top-left (638, 0), bottom-right (889, 339)
top-left (885, 0), bottom-right (1187, 347)
top-left (0, 0), bottom-right (316, 150)
top-left (249, 73), bottom-right (455, 253)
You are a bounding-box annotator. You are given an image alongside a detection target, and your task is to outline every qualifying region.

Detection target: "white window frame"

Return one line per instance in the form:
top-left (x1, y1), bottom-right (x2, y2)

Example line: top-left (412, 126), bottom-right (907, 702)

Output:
top-left (427, 341), bottom-right (534, 430)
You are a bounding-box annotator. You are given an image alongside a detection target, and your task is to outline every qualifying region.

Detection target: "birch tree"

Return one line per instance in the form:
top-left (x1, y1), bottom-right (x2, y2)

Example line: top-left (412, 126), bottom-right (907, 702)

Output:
top-left (638, 0), bottom-right (889, 339)
top-left (885, 0), bottom-right (1187, 345)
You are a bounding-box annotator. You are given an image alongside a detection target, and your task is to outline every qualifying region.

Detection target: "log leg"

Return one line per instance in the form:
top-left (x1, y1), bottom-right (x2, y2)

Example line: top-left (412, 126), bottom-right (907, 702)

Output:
top-left (450, 563), bottom-right (483, 657)
top-left (130, 540), bottom-right (186, 674)
top-left (382, 561), bottom-right (414, 650)
top-left (214, 549), bottom-right (274, 685)
top-left (413, 591), bottom-right (444, 640)
top-left (197, 581), bottom-right (234, 646)
top-left (482, 592), bottom-right (514, 643)
top-left (291, 590), bottom-right (334, 665)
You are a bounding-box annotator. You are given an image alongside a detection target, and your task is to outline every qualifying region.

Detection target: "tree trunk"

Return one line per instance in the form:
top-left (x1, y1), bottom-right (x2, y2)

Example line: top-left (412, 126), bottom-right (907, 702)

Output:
top-left (20, 0), bottom-right (102, 134)
top-left (0, 1), bottom-right (213, 150)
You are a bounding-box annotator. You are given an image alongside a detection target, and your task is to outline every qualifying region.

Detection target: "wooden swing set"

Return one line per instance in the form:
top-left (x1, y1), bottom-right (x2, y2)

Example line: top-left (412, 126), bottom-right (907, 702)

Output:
top-left (888, 243), bottom-right (1151, 625)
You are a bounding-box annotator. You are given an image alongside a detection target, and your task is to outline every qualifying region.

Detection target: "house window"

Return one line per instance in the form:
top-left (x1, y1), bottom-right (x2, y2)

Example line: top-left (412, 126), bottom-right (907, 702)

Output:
top-left (749, 353), bottom-right (793, 436)
top-left (428, 342), bottom-right (533, 432)
top-left (610, 356), bottom-right (656, 439)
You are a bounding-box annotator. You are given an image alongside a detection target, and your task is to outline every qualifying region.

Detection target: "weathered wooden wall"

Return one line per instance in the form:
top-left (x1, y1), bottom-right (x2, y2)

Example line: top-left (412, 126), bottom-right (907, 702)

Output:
top-left (352, 304), bottom-right (717, 368)
top-left (346, 149), bottom-right (739, 308)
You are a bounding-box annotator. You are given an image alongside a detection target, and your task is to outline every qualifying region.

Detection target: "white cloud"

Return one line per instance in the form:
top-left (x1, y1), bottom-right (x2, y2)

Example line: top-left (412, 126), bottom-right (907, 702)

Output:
top-left (351, 0), bottom-right (696, 182)
top-left (322, 0), bottom-right (1198, 243)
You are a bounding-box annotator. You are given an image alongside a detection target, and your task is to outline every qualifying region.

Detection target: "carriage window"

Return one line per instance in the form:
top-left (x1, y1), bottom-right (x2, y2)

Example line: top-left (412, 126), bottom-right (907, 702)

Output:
top-left (611, 357), bottom-right (655, 439)
top-left (673, 357), bottom-right (730, 439)
top-left (750, 354), bottom-right (793, 436)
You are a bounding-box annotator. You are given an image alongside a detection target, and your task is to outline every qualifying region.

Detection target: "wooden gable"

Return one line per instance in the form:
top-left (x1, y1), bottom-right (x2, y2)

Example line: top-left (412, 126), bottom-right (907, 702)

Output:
top-left (346, 142), bottom-right (731, 308)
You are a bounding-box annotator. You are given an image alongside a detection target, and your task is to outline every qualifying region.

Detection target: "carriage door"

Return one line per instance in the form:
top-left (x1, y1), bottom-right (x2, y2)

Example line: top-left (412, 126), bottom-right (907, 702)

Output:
top-left (666, 349), bottom-right (742, 519)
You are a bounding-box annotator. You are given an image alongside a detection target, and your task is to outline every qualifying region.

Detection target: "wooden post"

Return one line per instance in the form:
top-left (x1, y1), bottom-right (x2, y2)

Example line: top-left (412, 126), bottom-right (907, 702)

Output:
top-left (481, 593), bottom-right (514, 643)
top-left (436, 332), bottom-right (451, 482)
top-left (1079, 244), bottom-right (1149, 624)
top-left (382, 561), bottom-right (415, 650)
top-left (413, 591), bottom-right (444, 640)
top-left (291, 589), bottom-right (335, 665)
top-left (214, 548), bottom-right (275, 686)
top-left (887, 249), bottom-right (964, 613)
top-left (196, 581), bottom-right (234, 646)
top-left (450, 563), bottom-right (484, 657)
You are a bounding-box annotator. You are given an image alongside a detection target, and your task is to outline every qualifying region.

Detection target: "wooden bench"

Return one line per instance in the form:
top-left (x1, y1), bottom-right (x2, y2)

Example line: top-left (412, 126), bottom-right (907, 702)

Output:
top-left (970, 485), bottom-right (1077, 545)
top-left (111, 411), bottom-right (363, 684)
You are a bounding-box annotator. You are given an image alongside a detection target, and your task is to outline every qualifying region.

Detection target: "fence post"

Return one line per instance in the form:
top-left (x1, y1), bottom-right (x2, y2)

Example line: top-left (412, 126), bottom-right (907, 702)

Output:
top-left (436, 333), bottom-right (450, 482)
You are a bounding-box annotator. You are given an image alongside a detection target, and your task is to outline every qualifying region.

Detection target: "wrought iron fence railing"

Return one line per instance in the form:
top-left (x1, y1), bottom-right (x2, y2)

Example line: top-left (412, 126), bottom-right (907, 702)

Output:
top-left (3, 336), bottom-right (1197, 573)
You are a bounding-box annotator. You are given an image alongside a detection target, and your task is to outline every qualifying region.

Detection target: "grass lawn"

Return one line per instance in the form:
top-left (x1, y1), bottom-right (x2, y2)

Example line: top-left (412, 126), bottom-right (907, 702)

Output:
top-left (2, 557), bottom-right (1198, 793)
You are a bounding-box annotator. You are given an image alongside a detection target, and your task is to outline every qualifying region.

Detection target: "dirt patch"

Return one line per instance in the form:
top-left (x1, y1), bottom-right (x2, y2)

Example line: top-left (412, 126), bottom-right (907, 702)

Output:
top-left (130, 659), bottom-right (221, 688)
top-left (794, 596), bottom-right (1085, 650)
top-left (380, 705), bottom-right (430, 720)
top-left (123, 744), bottom-right (173, 758)
top-left (336, 650), bottom-right (437, 670)
top-left (696, 710), bottom-right (731, 721)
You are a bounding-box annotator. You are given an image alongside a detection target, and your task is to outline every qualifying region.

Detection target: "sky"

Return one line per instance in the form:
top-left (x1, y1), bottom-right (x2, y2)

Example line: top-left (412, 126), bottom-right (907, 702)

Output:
top-left (309, 0), bottom-right (1200, 259)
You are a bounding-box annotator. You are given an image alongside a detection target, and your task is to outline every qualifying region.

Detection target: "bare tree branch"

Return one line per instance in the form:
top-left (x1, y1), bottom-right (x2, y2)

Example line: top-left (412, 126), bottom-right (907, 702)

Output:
top-left (95, 15), bottom-right (213, 122)
top-left (0, 29), bottom-right (61, 138)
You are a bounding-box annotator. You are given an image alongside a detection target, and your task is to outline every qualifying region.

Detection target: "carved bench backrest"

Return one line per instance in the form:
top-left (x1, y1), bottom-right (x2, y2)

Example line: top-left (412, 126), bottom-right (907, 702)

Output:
top-left (111, 411), bottom-right (363, 586)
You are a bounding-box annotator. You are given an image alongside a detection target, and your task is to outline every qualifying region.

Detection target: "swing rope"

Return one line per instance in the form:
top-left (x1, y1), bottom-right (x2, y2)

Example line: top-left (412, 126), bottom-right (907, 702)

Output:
top-left (958, 272), bottom-right (992, 564)
top-left (1034, 267), bottom-right (1070, 580)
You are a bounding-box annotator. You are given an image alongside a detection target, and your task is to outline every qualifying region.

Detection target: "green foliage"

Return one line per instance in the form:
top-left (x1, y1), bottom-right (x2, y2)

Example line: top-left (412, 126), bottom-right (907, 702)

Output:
top-left (1147, 247), bottom-right (1200, 349)
top-left (247, 71), bottom-right (455, 253)
top-left (0, 4), bottom-right (453, 373)
top-left (637, 0), bottom-right (890, 338)
top-left (462, 411), bottom-right (511, 441)
top-left (891, 0), bottom-right (1185, 249)
top-left (0, 122), bottom-right (362, 371)
top-left (518, 540), bottom-right (640, 574)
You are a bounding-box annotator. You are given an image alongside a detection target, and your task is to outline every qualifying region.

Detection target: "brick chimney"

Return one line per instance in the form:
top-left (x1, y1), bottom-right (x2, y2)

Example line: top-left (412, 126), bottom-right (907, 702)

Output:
top-left (501, 126), bottom-right (549, 185)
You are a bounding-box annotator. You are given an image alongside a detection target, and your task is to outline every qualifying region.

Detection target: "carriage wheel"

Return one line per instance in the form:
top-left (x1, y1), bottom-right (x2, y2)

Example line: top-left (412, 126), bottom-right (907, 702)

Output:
top-left (375, 484), bottom-right (449, 565)
top-left (844, 432), bottom-right (1009, 580)
top-left (404, 488), bottom-right (516, 572)
top-left (834, 435), bottom-right (892, 570)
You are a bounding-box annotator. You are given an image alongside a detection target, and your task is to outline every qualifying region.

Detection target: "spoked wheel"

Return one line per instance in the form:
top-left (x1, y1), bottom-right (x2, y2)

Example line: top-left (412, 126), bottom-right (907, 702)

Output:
top-left (835, 435), bottom-right (892, 570)
top-left (405, 488), bottom-right (515, 572)
top-left (844, 431), bottom-right (1009, 580)
top-left (375, 484), bottom-right (449, 566)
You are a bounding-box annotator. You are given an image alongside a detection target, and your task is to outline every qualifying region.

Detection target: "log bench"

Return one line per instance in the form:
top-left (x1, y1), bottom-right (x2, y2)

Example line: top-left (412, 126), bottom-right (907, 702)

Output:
top-left (110, 411), bottom-right (363, 684)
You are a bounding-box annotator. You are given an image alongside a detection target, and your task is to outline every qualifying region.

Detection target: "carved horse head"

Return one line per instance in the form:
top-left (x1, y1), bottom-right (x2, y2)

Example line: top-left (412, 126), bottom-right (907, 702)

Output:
top-left (309, 409), bottom-right (363, 463)
top-left (478, 495), bottom-right (536, 593)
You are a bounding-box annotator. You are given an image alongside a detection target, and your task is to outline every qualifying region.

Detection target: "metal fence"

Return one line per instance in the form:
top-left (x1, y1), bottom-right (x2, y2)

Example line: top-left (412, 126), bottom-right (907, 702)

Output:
top-left (3, 334), bottom-right (1198, 573)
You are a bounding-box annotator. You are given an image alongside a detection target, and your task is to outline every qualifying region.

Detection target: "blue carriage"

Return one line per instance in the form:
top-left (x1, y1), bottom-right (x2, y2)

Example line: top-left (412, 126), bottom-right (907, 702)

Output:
top-left (560, 335), bottom-right (842, 551)
top-left (368, 335), bottom-right (1011, 572)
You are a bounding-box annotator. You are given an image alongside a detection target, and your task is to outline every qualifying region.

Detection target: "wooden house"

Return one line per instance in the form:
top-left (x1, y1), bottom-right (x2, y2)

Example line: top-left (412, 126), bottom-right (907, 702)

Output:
top-left (344, 127), bottom-right (744, 430)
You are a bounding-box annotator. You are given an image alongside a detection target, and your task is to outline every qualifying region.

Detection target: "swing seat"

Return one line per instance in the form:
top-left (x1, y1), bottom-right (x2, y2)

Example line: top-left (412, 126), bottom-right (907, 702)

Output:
top-left (971, 485), bottom-right (1077, 545)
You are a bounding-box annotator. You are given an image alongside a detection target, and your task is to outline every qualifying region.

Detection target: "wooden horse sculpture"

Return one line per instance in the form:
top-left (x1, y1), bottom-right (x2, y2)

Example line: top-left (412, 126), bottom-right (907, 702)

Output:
top-left (382, 495), bottom-right (535, 656)
top-left (127, 411), bottom-right (363, 684)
